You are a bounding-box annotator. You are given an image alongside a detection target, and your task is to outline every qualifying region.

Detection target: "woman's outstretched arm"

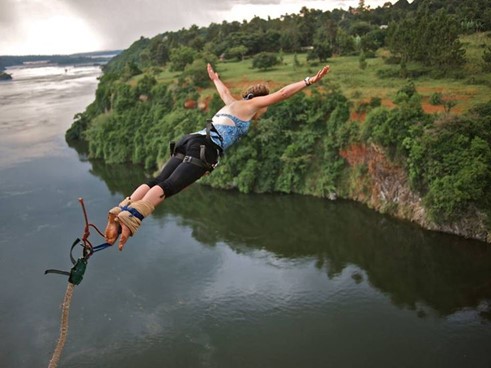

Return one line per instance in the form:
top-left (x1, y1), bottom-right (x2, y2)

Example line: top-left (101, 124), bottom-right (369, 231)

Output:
top-left (250, 65), bottom-right (330, 109)
top-left (208, 63), bottom-right (237, 105)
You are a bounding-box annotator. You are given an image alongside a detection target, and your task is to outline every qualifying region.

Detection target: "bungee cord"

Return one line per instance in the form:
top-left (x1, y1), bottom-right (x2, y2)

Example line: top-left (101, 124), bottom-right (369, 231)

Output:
top-left (45, 198), bottom-right (112, 367)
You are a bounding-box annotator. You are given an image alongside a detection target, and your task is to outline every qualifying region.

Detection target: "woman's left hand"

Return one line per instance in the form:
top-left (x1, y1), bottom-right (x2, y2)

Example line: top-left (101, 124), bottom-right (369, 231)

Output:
top-left (308, 65), bottom-right (330, 84)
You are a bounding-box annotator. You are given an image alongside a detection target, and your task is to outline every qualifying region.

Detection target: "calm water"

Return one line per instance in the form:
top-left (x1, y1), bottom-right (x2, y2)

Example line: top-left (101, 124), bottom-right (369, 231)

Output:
top-left (1, 65), bottom-right (491, 368)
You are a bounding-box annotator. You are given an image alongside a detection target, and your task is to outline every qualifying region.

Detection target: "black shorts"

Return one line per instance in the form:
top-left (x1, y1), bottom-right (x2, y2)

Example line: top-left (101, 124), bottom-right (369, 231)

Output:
top-left (146, 135), bottom-right (220, 198)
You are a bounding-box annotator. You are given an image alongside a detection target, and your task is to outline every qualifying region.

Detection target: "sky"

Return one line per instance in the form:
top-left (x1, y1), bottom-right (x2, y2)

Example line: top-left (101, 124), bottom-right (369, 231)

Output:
top-left (0, 0), bottom-right (399, 56)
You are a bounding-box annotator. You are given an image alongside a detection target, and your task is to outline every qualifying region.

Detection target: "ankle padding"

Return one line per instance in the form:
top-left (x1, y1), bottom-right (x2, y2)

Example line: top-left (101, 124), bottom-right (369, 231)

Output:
top-left (117, 200), bottom-right (155, 236)
top-left (108, 197), bottom-right (132, 216)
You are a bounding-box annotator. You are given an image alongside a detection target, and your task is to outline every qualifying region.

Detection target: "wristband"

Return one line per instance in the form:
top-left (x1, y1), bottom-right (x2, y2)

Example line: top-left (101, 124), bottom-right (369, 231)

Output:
top-left (304, 77), bottom-right (312, 86)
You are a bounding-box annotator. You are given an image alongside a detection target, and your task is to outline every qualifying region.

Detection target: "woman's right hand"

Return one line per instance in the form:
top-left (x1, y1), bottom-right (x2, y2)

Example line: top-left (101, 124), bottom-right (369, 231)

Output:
top-left (207, 63), bottom-right (219, 81)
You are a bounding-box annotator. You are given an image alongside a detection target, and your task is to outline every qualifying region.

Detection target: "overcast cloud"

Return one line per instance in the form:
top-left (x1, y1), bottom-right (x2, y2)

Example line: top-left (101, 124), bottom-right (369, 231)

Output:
top-left (0, 0), bottom-right (398, 55)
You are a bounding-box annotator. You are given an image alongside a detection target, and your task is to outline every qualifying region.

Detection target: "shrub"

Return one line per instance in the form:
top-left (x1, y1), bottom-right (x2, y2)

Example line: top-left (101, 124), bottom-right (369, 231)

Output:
top-left (252, 52), bottom-right (280, 71)
top-left (429, 92), bottom-right (443, 105)
top-left (169, 46), bottom-right (196, 72)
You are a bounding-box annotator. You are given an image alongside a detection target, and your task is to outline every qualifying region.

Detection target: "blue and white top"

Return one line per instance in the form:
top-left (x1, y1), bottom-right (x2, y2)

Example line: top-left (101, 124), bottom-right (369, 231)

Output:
top-left (193, 113), bottom-right (251, 151)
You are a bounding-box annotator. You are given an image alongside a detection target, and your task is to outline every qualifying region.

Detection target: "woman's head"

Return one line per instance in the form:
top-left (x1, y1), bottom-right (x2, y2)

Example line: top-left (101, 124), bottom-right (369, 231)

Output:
top-left (242, 84), bottom-right (270, 100)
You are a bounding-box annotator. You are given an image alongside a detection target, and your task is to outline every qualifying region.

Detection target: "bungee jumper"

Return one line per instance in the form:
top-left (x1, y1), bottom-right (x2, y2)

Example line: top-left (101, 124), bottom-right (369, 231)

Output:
top-left (105, 63), bottom-right (330, 250)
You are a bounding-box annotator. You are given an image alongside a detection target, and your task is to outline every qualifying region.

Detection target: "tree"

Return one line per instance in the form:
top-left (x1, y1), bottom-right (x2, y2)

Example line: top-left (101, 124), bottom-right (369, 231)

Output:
top-left (308, 41), bottom-right (333, 62)
top-left (336, 29), bottom-right (356, 55)
top-left (387, 9), bottom-right (465, 72)
top-left (121, 61), bottom-right (142, 81)
top-left (226, 45), bottom-right (248, 61)
top-left (150, 39), bottom-right (169, 65)
top-left (419, 10), bottom-right (465, 70)
top-left (114, 83), bottom-right (137, 112)
top-left (361, 29), bottom-right (386, 52)
top-left (349, 21), bottom-right (373, 36)
top-left (169, 46), bottom-right (196, 71)
top-left (387, 18), bottom-right (418, 65)
top-left (252, 52), bottom-right (280, 71)
top-left (184, 59), bottom-right (209, 87)
top-left (309, 28), bottom-right (333, 62)
top-left (279, 29), bottom-right (301, 53)
top-left (135, 74), bottom-right (157, 97)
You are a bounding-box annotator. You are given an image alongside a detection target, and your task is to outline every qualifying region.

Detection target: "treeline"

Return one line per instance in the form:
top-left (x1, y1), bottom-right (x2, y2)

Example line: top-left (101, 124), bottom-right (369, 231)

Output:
top-left (99, 0), bottom-right (491, 77)
top-left (66, 0), bottom-right (491, 237)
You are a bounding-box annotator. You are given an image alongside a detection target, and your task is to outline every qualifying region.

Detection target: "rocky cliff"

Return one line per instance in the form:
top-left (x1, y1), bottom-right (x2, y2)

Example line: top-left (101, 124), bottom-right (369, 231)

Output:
top-left (341, 143), bottom-right (490, 243)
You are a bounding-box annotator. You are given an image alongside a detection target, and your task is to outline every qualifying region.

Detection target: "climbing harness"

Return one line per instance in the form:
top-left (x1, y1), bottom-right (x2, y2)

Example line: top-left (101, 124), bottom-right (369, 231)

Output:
top-left (169, 120), bottom-right (223, 173)
top-left (172, 147), bottom-right (217, 172)
top-left (45, 198), bottom-right (112, 368)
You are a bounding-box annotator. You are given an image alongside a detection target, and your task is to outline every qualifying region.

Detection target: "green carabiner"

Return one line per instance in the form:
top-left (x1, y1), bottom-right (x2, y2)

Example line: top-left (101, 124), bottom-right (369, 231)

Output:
top-left (68, 258), bottom-right (88, 286)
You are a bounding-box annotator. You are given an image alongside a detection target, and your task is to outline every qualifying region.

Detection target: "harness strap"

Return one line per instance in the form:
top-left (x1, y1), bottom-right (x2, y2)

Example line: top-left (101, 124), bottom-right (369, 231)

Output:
top-left (170, 142), bottom-right (216, 172)
top-left (206, 120), bottom-right (224, 157)
top-left (121, 206), bottom-right (144, 221)
top-left (45, 269), bottom-right (70, 277)
top-left (92, 242), bottom-right (112, 253)
top-left (200, 145), bottom-right (213, 170)
top-left (183, 149), bottom-right (215, 172)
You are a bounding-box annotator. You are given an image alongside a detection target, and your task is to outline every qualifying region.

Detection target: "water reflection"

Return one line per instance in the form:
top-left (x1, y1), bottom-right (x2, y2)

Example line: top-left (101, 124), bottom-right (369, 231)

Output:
top-left (82, 151), bottom-right (491, 322)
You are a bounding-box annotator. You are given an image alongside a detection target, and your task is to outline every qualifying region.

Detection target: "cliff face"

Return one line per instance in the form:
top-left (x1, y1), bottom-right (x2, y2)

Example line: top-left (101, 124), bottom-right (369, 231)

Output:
top-left (340, 143), bottom-right (490, 243)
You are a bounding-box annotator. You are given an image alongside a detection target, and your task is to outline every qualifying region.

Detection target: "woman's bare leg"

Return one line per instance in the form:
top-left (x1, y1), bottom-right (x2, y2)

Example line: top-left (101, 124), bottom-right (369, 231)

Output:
top-left (128, 184), bottom-right (151, 201)
top-left (142, 185), bottom-right (165, 207)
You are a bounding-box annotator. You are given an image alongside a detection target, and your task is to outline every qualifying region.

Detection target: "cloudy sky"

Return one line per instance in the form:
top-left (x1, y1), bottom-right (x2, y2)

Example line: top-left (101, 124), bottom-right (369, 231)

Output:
top-left (1, 0), bottom-right (398, 56)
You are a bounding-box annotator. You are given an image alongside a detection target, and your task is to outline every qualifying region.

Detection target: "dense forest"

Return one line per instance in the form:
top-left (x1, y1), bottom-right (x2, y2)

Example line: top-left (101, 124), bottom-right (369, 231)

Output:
top-left (66, 0), bottom-right (491, 242)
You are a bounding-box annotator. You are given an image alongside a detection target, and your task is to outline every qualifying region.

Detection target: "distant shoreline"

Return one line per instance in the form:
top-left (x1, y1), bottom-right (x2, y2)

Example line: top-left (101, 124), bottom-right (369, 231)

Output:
top-left (0, 50), bottom-right (122, 72)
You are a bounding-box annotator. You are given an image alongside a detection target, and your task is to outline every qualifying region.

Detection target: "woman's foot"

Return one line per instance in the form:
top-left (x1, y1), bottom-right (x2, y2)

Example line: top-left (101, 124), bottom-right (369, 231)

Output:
top-left (116, 199), bottom-right (155, 250)
top-left (104, 212), bottom-right (121, 245)
top-left (104, 197), bottom-right (132, 245)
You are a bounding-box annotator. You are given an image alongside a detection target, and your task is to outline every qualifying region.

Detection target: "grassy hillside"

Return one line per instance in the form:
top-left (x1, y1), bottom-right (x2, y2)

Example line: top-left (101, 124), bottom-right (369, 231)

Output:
top-left (129, 33), bottom-right (491, 115)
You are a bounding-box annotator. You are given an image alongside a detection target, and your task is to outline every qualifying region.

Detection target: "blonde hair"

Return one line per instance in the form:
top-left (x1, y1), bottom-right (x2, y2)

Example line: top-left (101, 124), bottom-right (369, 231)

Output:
top-left (242, 84), bottom-right (270, 100)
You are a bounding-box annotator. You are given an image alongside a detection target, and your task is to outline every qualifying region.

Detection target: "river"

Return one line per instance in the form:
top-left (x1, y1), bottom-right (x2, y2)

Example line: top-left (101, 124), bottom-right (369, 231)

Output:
top-left (0, 65), bottom-right (490, 368)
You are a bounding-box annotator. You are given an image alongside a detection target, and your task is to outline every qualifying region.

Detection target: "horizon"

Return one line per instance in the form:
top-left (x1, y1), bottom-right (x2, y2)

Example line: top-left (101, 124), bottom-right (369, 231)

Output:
top-left (1, 0), bottom-right (403, 57)
top-left (0, 49), bottom-right (123, 58)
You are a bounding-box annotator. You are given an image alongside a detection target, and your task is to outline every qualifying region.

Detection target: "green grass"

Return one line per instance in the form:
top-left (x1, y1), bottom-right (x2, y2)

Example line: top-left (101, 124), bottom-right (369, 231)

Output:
top-left (131, 32), bottom-right (491, 114)
top-left (218, 51), bottom-right (490, 113)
